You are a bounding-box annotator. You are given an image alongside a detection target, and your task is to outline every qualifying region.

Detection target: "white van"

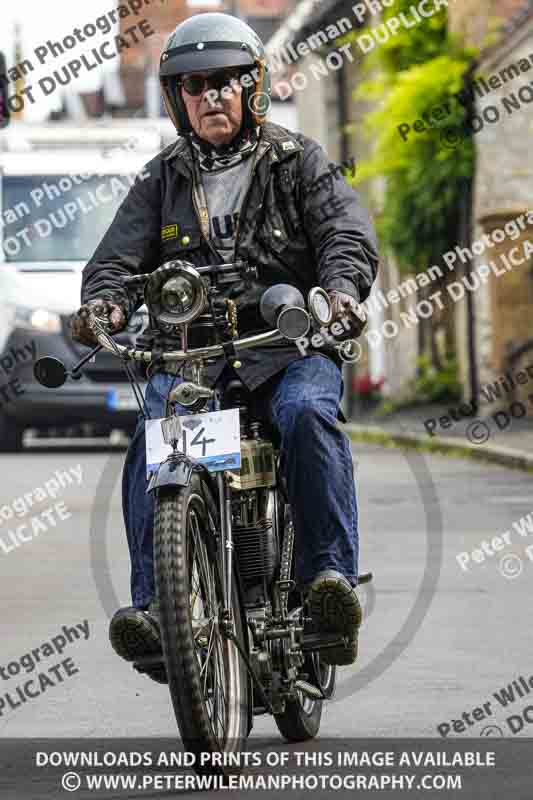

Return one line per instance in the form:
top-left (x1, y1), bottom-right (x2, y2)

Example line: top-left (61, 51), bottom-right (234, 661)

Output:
top-left (0, 122), bottom-right (171, 450)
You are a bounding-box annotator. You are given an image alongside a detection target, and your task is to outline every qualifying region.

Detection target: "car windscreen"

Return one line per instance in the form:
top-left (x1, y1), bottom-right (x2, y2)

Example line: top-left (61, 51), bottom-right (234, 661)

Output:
top-left (1, 174), bottom-right (133, 262)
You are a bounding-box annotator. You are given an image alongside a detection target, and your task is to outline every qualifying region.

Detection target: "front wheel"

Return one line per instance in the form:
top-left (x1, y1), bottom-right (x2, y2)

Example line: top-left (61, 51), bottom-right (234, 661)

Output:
top-left (154, 475), bottom-right (249, 775)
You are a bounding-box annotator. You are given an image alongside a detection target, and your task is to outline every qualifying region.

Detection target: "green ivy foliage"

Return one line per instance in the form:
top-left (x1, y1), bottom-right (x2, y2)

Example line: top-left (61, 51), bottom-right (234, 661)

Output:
top-left (349, 1), bottom-right (477, 274)
top-left (413, 355), bottom-right (462, 404)
top-left (377, 0), bottom-right (449, 73)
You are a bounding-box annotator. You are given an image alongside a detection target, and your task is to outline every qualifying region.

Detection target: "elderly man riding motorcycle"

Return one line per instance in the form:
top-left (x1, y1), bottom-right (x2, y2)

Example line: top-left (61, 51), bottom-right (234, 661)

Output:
top-left (71, 13), bottom-right (379, 670)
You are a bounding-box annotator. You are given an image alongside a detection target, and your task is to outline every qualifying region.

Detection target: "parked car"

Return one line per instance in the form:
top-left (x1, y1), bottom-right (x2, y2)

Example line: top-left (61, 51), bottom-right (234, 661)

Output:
top-left (0, 125), bottom-right (162, 451)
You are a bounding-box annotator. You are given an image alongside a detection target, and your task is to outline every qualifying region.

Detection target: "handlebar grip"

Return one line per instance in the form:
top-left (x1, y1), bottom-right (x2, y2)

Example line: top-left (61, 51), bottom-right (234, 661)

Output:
top-left (87, 308), bottom-right (114, 336)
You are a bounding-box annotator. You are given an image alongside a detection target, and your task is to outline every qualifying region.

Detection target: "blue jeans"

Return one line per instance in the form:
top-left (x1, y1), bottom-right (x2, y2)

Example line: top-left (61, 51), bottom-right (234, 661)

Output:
top-left (122, 355), bottom-right (359, 608)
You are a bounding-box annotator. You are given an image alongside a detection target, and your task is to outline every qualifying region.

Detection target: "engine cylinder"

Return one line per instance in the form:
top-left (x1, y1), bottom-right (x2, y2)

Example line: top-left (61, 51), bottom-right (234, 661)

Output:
top-left (233, 517), bottom-right (277, 588)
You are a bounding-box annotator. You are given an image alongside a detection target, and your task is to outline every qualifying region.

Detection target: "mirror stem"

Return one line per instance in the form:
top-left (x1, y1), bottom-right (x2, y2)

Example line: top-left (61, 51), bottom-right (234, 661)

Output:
top-left (71, 344), bottom-right (103, 376)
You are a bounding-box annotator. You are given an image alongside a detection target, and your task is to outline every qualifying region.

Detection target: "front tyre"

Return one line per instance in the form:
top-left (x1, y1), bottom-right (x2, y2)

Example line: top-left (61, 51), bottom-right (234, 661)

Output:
top-left (154, 475), bottom-right (249, 776)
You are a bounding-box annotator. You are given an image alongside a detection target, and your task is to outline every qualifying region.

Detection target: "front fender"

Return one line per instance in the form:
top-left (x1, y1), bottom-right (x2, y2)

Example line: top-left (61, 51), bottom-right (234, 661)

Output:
top-left (146, 455), bottom-right (197, 493)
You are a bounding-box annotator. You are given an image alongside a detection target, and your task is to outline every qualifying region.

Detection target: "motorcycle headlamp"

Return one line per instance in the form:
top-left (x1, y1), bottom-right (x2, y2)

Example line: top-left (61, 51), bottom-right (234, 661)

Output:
top-left (145, 261), bottom-right (206, 327)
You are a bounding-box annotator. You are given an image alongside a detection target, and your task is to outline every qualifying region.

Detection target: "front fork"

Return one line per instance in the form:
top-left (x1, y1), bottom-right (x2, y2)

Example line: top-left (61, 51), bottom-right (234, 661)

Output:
top-left (213, 387), bottom-right (235, 632)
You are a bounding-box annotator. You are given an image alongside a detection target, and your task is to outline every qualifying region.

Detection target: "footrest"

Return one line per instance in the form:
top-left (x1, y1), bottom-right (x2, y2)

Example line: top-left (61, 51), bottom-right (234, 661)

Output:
top-left (294, 679), bottom-right (325, 700)
top-left (301, 632), bottom-right (346, 653)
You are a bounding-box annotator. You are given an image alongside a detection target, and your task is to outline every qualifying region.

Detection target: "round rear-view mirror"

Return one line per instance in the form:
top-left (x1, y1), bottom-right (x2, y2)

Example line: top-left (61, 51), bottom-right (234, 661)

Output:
top-left (33, 357), bottom-right (68, 389)
top-left (277, 306), bottom-right (310, 340)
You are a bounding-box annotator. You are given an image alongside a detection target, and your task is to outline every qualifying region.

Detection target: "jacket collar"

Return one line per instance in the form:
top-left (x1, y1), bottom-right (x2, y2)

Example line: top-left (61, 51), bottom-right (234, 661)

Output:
top-left (163, 122), bottom-right (303, 177)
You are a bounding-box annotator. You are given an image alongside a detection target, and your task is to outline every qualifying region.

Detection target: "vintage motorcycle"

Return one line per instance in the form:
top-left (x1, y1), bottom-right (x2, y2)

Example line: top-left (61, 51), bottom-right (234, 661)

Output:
top-left (34, 258), bottom-right (370, 775)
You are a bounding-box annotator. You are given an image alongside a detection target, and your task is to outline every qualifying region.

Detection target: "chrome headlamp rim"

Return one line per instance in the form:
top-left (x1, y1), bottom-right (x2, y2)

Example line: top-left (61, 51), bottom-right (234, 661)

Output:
top-left (145, 261), bottom-right (206, 327)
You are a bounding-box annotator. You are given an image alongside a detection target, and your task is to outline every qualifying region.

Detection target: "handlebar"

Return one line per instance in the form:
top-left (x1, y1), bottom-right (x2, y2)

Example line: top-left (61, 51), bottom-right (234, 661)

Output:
top-left (121, 260), bottom-right (257, 290)
top-left (88, 312), bottom-right (285, 363)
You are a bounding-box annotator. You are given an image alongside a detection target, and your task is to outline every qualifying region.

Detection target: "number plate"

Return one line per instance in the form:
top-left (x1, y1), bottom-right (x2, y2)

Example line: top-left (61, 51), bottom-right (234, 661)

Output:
top-left (107, 384), bottom-right (147, 411)
top-left (145, 408), bottom-right (241, 477)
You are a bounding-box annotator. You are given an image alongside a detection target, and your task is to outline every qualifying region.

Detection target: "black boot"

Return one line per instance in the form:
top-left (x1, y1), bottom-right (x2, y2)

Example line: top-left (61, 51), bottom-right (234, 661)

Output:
top-left (305, 570), bottom-right (362, 666)
top-left (109, 601), bottom-right (167, 683)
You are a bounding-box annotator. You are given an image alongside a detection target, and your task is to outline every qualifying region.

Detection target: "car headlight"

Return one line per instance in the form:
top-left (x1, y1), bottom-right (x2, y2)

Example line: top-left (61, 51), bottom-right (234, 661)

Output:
top-left (145, 261), bottom-right (206, 327)
top-left (13, 306), bottom-right (61, 334)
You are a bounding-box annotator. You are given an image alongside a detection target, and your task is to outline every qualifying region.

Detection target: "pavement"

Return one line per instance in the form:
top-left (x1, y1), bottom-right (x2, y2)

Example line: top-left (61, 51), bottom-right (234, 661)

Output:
top-left (346, 402), bottom-right (533, 473)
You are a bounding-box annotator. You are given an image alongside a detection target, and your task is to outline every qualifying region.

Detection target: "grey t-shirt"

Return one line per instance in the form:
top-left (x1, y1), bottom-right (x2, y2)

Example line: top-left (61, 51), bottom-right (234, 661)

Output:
top-left (201, 158), bottom-right (255, 263)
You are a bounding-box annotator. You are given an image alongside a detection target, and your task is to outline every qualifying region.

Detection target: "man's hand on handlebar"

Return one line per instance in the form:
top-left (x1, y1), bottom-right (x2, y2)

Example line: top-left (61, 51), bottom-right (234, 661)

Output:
top-left (328, 290), bottom-right (367, 338)
top-left (70, 299), bottom-right (127, 347)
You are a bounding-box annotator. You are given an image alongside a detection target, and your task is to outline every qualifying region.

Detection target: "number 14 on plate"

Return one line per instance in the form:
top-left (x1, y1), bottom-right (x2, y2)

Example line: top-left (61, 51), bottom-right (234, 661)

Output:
top-left (145, 408), bottom-right (241, 477)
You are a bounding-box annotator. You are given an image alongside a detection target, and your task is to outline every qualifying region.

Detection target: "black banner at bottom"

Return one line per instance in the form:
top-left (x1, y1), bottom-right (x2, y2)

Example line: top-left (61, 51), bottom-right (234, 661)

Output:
top-left (0, 738), bottom-right (531, 799)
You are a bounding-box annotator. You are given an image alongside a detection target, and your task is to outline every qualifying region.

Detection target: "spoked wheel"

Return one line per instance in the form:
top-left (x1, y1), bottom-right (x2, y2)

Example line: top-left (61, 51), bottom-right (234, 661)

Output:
top-left (154, 475), bottom-right (249, 776)
top-left (274, 649), bottom-right (336, 742)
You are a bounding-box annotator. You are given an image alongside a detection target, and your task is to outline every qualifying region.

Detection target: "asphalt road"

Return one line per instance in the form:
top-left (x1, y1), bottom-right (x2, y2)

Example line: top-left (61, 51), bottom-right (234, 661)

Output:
top-left (1, 440), bottom-right (532, 796)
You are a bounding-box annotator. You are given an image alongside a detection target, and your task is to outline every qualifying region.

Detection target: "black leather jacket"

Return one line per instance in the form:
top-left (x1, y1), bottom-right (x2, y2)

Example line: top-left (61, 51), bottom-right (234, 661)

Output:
top-left (81, 122), bottom-right (379, 390)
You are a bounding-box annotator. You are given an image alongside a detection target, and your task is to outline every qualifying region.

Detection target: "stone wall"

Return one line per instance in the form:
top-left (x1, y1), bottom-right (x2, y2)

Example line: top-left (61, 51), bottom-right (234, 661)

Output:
top-left (468, 15), bottom-right (533, 411)
top-left (448, 0), bottom-right (530, 48)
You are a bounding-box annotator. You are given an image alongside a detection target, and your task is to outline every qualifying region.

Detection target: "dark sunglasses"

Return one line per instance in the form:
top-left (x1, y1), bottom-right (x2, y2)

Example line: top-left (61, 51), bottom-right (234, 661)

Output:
top-left (178, 69), bottom-right (245, 97)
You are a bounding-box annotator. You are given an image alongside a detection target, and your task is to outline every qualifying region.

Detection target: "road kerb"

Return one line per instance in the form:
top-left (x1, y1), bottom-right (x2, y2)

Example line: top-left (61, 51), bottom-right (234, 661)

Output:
top-left (346, 424), bottom-right (533, 474)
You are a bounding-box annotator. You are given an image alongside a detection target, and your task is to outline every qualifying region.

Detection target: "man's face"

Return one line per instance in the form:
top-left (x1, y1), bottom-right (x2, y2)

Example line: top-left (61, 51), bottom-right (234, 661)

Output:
top-left (180, 69), bottom-right (244, 146)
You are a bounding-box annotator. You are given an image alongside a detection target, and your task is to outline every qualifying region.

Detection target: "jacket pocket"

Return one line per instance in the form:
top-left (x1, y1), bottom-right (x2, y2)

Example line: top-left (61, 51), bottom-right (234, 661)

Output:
top-left (161, 227), bottom-right (202, 259)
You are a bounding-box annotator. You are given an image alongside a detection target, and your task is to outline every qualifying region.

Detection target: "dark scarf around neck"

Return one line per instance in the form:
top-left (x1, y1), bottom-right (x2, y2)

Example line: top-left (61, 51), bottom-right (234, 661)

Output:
top-left (189, 125), bottom-right (260, 172)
